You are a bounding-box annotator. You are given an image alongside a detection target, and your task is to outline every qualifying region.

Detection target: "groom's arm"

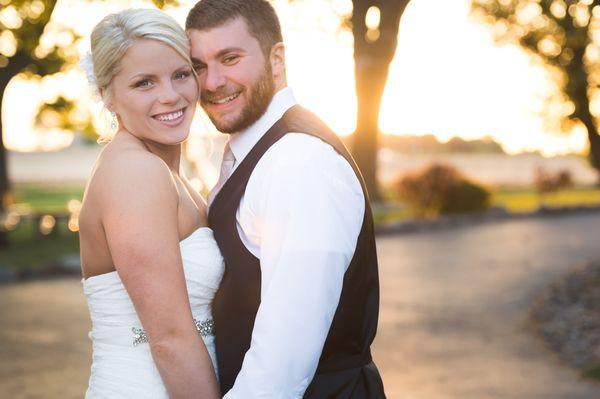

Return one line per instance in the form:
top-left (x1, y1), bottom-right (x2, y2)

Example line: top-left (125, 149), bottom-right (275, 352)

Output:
top-left (223, 135), bottom-right (364, 398)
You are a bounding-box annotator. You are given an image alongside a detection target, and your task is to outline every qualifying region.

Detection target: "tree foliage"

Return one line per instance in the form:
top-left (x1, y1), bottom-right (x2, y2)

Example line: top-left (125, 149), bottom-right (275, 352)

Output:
top-left (471, 0), bottom-right (600, 175)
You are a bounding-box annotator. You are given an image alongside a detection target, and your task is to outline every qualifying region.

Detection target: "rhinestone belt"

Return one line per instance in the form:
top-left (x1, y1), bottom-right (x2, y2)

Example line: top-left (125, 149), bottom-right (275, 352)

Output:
top-left (132, 318), bottom-right (214, 347)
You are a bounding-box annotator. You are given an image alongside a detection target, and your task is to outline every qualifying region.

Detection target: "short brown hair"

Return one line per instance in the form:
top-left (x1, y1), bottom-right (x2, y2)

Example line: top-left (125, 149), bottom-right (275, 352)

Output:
top-left (186, 0), bottom-right (283, 57)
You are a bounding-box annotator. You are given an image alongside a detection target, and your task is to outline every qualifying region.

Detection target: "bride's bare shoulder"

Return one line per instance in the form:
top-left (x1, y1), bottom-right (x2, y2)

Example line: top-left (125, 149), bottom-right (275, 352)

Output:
top-left (88, 140), bottom-right (177, 204)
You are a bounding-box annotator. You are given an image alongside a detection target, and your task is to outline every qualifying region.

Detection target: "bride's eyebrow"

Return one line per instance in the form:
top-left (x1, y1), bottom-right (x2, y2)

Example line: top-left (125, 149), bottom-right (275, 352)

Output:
top-left (173, 64), bottom-right (192, 72)
top-left (129, 73), bottom-right (156, 82)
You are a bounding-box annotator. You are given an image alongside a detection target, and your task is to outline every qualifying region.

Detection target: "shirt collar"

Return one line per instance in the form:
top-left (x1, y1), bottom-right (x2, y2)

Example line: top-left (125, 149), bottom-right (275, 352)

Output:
top-left (227, 87), bottom-right (297, 164)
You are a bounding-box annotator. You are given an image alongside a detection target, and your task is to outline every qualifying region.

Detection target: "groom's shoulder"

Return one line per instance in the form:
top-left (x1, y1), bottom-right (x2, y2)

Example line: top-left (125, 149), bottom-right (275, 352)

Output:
top-left (267, 132), bottom-right (339, 165)
top-left (253, 132), bottom-right (356, 185)
top-left (257, 132), bottom-right (339, 173)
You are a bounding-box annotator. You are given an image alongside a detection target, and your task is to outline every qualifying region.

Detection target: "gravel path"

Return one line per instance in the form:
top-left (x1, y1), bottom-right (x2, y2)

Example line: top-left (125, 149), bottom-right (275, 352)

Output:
top-left (375, 212), bottom-right (600, 398)
top-left (2, 213), bottom-right (600, 398)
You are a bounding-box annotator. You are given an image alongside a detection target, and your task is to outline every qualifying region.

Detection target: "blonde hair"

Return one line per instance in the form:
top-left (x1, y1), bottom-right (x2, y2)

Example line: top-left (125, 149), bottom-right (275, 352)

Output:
top-left (90, 8), bottom-right (192, 103)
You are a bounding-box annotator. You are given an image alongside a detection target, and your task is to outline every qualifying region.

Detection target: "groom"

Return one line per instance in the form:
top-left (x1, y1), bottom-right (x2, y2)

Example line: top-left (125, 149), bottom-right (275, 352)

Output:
top-left (186, 1), bottom-right (385, 397)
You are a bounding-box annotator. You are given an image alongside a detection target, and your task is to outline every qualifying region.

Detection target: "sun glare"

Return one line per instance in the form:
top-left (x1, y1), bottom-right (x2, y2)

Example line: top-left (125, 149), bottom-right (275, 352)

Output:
top-left (1, 0), bottom-right (588, 156)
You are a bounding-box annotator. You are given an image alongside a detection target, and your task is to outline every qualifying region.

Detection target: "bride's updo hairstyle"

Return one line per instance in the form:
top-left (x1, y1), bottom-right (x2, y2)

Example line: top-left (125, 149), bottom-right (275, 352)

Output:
top-left (90, 8), bottom-right (193, 104)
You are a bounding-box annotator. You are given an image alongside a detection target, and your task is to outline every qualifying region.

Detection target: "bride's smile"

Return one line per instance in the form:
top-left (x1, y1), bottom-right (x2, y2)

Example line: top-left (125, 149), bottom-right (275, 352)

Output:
top-left (152, 107), bottom-right (187, 126)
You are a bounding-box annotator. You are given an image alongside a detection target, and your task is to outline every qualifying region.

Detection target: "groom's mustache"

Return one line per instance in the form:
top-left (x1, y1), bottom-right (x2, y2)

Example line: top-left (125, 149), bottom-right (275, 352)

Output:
top-left (200, 89), bottom-right (241, 104)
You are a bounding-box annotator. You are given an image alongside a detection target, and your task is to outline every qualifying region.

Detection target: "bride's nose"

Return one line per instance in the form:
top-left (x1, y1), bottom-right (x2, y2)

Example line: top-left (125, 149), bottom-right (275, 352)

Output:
top-left (158, 82), bottom-right (181, 104)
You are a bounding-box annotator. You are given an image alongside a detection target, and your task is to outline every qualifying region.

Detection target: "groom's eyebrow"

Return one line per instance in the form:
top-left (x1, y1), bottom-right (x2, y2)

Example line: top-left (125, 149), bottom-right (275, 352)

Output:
top-left (191, 47), bottom-right (247, 67)
top-left (191, 57), bottom-right (205, 67)
top-left (215, 47), bottom-right (245, 57)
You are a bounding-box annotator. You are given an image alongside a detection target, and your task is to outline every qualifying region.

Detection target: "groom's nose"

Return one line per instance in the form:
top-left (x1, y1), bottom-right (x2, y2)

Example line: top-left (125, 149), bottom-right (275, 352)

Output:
top-left (203, 65), bottom-right (227, 92)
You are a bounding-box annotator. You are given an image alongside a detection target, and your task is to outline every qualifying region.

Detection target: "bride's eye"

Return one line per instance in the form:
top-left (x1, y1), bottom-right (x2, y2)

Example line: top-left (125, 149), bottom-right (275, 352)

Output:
top-left (132, 79), bottom-right (152, 89)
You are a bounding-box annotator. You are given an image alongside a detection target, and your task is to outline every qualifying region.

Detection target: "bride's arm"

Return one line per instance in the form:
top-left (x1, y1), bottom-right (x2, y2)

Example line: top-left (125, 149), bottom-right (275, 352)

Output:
top-left (99, 152), bottom-right (219, 399)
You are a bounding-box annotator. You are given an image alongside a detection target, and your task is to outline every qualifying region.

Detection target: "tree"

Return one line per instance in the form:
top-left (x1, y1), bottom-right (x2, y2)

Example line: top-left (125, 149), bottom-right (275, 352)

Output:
top-left (471, 0), bottom-right (600, 180)
top-left (0, 0), bottom-right (176, 248)
top-left (349, 0), bottom-right (411, 202)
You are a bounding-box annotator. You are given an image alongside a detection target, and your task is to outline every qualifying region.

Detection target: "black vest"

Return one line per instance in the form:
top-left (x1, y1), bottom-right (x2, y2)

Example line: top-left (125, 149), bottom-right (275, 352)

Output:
top-left (208, 105), bottom-right (385, 398)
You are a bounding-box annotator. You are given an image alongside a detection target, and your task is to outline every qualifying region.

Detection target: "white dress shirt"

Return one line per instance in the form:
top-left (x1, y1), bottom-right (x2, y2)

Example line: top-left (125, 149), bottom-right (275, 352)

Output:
top-left (216, 87), bottom-right (365, 398)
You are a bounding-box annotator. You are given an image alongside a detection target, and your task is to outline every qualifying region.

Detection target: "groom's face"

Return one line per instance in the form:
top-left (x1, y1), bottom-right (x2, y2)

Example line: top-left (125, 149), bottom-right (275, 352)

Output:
top-left (189, 17), bottom-right (275, 134)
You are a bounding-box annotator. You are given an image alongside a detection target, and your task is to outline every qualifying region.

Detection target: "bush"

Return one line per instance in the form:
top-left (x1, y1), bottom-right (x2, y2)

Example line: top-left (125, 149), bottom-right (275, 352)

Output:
top-left (394, 164), bottom-right (491, 217)
top-left (534, 167), bottom-right (574, 194)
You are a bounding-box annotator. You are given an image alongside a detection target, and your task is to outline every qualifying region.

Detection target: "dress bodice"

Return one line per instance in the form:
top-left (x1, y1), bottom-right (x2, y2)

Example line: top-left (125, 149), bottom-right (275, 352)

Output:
top-left (83, 227), bottom-right (224, 398)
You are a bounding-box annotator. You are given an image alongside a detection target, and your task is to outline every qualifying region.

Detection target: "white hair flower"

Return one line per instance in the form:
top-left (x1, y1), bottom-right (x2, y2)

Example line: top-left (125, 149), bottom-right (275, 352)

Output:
top-left (79, 52), bottom-right (101, 101)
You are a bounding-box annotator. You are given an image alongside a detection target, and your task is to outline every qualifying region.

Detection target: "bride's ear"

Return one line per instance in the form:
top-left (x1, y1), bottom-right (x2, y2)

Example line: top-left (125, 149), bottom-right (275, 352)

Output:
top-left (101, 89), bottom-right (116, 114)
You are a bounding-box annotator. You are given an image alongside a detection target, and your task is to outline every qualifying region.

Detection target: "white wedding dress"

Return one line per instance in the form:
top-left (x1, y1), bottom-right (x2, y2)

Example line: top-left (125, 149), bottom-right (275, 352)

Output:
top-left (82, 227), bottom-right (224, 398)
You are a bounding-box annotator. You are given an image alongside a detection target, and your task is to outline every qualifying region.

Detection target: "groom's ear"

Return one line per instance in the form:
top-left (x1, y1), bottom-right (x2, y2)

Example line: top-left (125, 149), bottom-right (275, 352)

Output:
top-left (269, 42), bottom-right (286, 83)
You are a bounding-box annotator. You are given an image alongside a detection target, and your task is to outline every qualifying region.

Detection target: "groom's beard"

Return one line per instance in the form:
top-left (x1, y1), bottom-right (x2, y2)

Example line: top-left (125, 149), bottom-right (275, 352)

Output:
top-left (201, 63), bottom-right (275, 134)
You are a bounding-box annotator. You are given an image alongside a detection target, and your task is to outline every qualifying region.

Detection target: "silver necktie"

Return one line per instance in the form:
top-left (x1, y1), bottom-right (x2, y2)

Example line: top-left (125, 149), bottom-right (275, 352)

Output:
top-left (208, 142), bottom-right (235, 207)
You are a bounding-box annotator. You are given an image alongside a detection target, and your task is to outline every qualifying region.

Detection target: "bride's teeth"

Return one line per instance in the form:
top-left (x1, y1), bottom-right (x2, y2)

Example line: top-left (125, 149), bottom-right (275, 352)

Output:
top-left (156, 109), bottom-right (183, 121)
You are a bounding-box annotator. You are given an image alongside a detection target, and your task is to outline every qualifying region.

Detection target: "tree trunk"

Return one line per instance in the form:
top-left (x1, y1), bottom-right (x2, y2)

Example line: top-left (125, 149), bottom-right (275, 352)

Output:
top-left (351, 0), bottom-right (410, 202)
top-left (567, 46), bottom-right (600, 183)
top-left (577, 103), bottom-right (600, 184)
top-left (0, 76), bottom-right (10, 248)
top-left (353, 54), bottom-right (389, 202)
top-left (575, 84), bottom-right (600, 174)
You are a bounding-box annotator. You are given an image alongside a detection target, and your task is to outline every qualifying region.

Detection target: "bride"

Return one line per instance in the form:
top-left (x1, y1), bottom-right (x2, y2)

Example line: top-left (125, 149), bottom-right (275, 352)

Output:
top-left (78, 8), bottom-right (222, 398)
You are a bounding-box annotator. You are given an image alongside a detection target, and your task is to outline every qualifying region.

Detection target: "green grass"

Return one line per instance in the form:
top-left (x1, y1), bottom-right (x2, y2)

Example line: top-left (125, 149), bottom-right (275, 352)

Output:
top-left (492, 186), bottom-right (600, 213)
top-left (11, 183), bottom-right (84, 214)
top-left (1, 184), bottom-right (83, 269)
top-left (10, 183), bottom-right (600, 223)
top-left (377, 185), bottom-right (600, 223)
top-left (372, 205), bottom-right (411, 224)
top-left (3, 183), bottom-right (600, 268)
top-left (1, 223), bottom-right (79, 269)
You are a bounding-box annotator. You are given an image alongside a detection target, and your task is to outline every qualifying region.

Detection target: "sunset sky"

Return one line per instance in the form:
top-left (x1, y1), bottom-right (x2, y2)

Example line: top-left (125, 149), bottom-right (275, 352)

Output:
top-left (1, 0), bottom-right (589, 156)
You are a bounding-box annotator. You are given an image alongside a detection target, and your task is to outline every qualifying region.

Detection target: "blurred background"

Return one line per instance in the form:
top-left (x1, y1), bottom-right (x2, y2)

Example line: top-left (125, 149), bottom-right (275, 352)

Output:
top-left (1, 0), bottom-right (599, 398)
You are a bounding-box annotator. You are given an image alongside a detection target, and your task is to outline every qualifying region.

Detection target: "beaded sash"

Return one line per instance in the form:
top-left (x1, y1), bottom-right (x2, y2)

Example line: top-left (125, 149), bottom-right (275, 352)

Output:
top-left (132, 318), bottom-right (215, 347)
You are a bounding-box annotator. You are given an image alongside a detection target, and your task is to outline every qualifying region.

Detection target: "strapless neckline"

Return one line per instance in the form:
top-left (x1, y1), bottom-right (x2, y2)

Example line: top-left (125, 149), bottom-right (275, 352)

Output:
top-left (83, 225), bottom-right (224, 398)
top-left (83, 226), bottom-right (214, 285)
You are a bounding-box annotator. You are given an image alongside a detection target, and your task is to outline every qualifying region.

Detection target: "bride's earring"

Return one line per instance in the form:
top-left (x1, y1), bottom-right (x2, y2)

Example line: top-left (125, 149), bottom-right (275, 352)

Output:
top-left (110, 112), bottom-right (118, 130)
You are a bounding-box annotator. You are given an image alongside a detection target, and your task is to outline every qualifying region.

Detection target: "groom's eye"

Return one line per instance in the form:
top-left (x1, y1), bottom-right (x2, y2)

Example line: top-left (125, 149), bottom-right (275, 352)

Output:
top-left (193, 62), bottom-right (206, 73)
top-left (174, 69), bottom-right (192, 80)
top-left (223, 55), bottom-right (240, 65)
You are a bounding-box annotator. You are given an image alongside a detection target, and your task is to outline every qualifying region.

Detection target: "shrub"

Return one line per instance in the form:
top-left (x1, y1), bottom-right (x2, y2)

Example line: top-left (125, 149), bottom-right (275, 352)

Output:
top-left (395, 164), bottom-right (491, 217)
top-left (534, 167), bottom-right (574, 194)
